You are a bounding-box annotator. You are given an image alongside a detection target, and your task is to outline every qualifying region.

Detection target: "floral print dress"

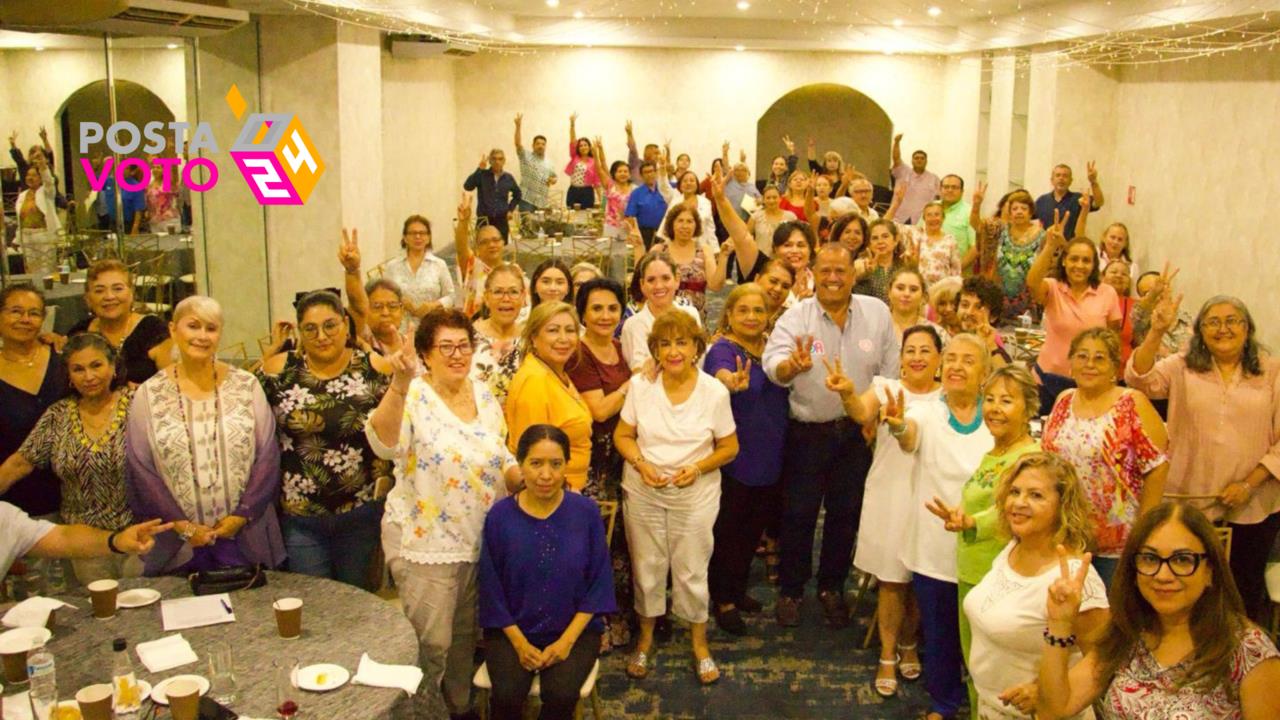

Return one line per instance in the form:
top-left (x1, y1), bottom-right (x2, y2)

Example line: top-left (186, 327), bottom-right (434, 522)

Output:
top-left (470, 328), bottom-right (522, 409)
top-left (995, 225), bottom-right (1044, 324)
top-left (258, 350), bottom-right (392, 517)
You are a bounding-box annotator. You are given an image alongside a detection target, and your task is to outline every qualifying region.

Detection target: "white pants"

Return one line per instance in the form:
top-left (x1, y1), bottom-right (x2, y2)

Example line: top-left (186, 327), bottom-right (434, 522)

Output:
top-left (623, 486), bottom-right (719, 624)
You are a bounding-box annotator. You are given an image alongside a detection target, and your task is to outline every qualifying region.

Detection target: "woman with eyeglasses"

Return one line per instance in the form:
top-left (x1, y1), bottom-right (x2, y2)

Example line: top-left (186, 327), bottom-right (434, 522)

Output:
top-left (1127, 293), bottom-right (1280, 623)
top-left (471, 264), bottom-right (527, 407)
top-left (340, 228), bottom-right (408, 357)
top-left (257, 291), bottom-right (393, 588)
top-left (381, 214), bottom-right (456, 326)
top-left (0, 285), bottom-right (67, 518)
top-left (1038, 501), bottom-right (1280, 719)
top-left (506, 302), bottom-right (593, 491)
top-left (366, 307), bottom-right (522, 719)
top-left (1042, 328), bottom-right (1168, 586)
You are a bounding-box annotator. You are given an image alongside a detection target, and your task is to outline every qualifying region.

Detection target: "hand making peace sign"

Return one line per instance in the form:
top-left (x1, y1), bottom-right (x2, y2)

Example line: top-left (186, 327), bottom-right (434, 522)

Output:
top-left (1045, 544), bottom-right (1094, 626)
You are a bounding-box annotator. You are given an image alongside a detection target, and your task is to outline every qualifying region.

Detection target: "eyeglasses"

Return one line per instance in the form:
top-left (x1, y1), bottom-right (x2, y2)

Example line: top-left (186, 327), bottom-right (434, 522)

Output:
top-left (370, 302), bottom-right (403, 313)
top-left (2, 307), bottom-right (44, 320)
top-left (300, 319), bottom-right (345, 339)
top-left (1201, 317), bottom-right (1245, 331)
top-left (487, 288), bottom-right (522, 298)
top-left (404, 230), bottom-right (430, 238)
top-left (433, 342), bottom-right (474, 357)
top-left (1134, 551), bottom-right (1209, 577)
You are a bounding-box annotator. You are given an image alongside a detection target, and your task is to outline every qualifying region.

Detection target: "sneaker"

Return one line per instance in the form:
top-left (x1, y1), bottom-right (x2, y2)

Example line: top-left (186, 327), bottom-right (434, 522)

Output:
top-left (775, 595), bottom-right (802, 627)
top-left (818, 590), bottom-right (850, 629)
top-left (714, 606), bottom-right (748, 636)
top-left (738, 595), bottom-right (763, 614)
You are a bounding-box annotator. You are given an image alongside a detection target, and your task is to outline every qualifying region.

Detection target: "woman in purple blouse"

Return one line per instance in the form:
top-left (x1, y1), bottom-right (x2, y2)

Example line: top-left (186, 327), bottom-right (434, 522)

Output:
top-left (479, 424), bottom-right (615, 720)
top-left (125, 296), bottom-right (284, 575)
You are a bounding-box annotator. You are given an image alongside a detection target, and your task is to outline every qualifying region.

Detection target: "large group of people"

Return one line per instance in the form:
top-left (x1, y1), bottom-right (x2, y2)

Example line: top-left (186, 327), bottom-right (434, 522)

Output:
top-left (3, 116), bottom-right (1279, 720)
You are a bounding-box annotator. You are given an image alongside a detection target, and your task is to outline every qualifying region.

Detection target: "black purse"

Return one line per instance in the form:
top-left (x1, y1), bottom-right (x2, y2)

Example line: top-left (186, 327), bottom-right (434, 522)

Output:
top-left (188, 564), bottom-right (268, 596)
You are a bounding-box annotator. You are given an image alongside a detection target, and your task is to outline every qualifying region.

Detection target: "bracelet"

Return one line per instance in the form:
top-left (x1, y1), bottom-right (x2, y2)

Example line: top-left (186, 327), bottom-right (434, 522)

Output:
top-left (107, 530), bottom-right (125, 554)
top-left (179, 524), bottom-right (195, 541)
top-left (1043, 628), bottom-right (1077, 648)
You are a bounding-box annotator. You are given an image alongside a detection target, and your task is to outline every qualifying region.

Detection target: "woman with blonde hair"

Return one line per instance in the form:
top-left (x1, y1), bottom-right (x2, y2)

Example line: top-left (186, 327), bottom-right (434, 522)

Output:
top-left (928, 276), bottom-right (964, 337)
top-left (963, 452), bottom-right (1110, 718)
top-left (506, 301), bottom-right (592, 491)
top-left (615, 309), bottom-right (739, 685)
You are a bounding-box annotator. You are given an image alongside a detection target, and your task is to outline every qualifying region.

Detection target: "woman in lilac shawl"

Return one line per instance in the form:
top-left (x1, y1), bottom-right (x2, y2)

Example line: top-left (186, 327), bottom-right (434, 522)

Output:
top-left (125, 296), bottom-right (284, 575)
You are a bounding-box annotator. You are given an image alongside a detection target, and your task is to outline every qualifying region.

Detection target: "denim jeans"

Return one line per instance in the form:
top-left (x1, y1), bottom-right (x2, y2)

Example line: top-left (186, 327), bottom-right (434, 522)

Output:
top-left (282, 500), bottom-right (384, 590)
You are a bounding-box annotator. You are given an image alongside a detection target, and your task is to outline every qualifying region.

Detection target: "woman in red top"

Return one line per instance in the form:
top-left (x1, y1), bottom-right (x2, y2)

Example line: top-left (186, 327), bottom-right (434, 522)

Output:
top-left (779, 169), bottom-right (816, 224)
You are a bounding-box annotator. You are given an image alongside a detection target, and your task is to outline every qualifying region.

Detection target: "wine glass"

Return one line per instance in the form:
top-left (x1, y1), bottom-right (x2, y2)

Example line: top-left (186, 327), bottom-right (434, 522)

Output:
top-left (275, 660), bottom-right (299, 719)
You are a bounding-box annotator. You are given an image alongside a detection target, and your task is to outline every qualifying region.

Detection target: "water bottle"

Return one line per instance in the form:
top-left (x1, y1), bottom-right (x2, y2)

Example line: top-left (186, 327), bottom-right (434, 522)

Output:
top-left (112, 637), bottom-right (142, 718)
top-left (27, 643), bottom-right (56, 714)
top-left (44, 560), bottom-right (67, 595)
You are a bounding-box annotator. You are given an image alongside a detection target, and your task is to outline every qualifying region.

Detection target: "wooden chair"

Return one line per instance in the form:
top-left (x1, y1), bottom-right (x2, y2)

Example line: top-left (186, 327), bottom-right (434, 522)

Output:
top-left (597, 500), bottom-right (619, 548)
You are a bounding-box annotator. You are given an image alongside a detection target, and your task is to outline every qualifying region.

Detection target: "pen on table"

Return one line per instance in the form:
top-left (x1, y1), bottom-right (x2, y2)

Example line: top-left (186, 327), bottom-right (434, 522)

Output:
top-left (220, 598), bottom-right (232, 614)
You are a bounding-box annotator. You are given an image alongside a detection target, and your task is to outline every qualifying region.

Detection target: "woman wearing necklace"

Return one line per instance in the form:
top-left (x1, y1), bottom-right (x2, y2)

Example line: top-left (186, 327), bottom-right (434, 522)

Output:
top-left (565, 277), bottom-right (633, 651)
top-left (367, 307), bottom-right (522, 720)
top-left (883, 334), bottom-right (994, 720)
top-left (66, 259), bottom-right (173, 386)
top-left (505, 303), bottom-right (592, 491)
top-left (0, 284), bottom-right (67, 518)
top-left (257, 291), bottom-right (392, 589)
top-left (125, 296), bottom-right (285, 575)
top-left (0, 333), bottom-right (133, 584)
top-left (470, 264), bottom-right (526, 408)
top-left (478, 425), bottom-right (617, 720)
top-left (969, 185), bottom-right (1044, 325)
top-left (704, 284), bottom-right (789, 637)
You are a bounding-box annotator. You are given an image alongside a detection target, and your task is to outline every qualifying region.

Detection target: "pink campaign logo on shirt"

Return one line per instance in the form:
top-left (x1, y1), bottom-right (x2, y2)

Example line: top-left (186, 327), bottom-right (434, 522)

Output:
top-left (859, 338), bottom-right (875, 354)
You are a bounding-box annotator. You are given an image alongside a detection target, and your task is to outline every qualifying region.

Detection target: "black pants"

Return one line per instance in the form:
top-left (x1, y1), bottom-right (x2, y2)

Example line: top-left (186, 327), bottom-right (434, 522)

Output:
top-left (639, 226), bottom-right (657, 250)
top-left (779, 419), bottom-right (873, 599)
top-left (479, 214), bottom-right (510, 241)
top-left (709, 474), bottom-right (781, 606)
top-left (565, 186), bottom-right (596, 209)
top-left (1228, 511), bottom-right (1280, 622)
top-left (485, 629), bottom-right (600, 720)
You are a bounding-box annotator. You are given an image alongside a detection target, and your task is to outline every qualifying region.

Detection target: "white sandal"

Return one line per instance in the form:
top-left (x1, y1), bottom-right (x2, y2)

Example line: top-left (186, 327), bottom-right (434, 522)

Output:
top-left (898, 644), bottom-right (921, 681)
top-left (874, 657), bottom-right (899, 698)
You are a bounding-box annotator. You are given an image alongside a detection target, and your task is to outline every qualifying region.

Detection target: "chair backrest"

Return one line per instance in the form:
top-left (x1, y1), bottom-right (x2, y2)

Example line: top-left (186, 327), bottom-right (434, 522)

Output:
top-left (597, 500), bottom-right (618, 549)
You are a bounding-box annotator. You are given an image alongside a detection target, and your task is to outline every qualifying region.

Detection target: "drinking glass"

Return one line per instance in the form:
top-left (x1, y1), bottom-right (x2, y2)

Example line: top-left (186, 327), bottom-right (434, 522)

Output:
top-left (275, 660), bottom-right (300, 719)
top-left (208, 641), bottom-right (237, 704)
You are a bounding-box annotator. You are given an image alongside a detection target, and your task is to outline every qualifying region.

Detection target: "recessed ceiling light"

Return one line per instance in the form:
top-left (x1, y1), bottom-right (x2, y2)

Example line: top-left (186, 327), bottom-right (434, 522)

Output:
top-left (545, 0), bottom-right (558, 6)
top-left (735, 44), bottom-right (745, 51)
top-left (166, 43), bottom-right (179, 49)
top-left (34, 46), bottom-right (44, 52)
top-left (737, 1), bottom-right (750, 10)
top-left (927, 6), bottom-right (942, 17)
top-left (573, 10), bottom-right (584, 19)
top-left (892, 18), bottom-right (903, 27)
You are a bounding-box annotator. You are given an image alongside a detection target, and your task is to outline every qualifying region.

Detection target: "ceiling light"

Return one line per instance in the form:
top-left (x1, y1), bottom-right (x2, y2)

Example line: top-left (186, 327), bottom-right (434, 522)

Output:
top-left (737, 1), bottom-right (750, 10)
top-left (545, 0), bottom-right (558, 6)
top-left (166, 43), bottom-right (179, 49)
top-left (927, 6), bottom-right (942, 17)
top-left (892, 18), bottom-right (903, 27)
top-left (573, 10), bottom-right (584, 19)
top-left (735, 44), bottom-right (745, 51)
top-left (34, 46), bottom-right (44, 52)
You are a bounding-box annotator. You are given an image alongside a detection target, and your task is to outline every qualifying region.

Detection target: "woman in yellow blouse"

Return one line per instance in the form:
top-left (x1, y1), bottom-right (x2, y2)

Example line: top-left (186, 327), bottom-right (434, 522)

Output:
top-left (505, 302), bottom-right (593, 490)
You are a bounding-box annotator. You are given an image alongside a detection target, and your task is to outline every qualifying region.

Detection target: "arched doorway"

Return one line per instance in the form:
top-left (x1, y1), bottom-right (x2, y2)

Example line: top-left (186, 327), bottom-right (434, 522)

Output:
top-left (756, 83), bottom-right (894, 188)
top-left (56, 79), bottom-right (175, 207)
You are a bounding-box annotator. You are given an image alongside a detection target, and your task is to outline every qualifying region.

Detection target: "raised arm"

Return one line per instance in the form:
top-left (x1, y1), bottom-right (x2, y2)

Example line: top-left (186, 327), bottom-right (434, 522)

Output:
top-left (823, 358), bottom-right (881, 425)
top-left (891, 133), bottom-right (904, 168)
top-left (339, 228), bottom-right (369, 334)
top-left (806, 136), bottom-right (819, 173)
top-left (1086, 161), bottom-right (1105, 210)
top-left (513, 113), bottom-right (524, 152)
top-left (709, 168), bottom-right (759, 274)
top-left (568, 112), bottom-right (578, 154)
top-left (368, 337), bottom-right (416, 450)
top-left (1075, 191), bottom-right (1092, 238)
top-left (593, 137), bottom-right (611, 190)
top-left (721, 140), bottom-right (731, 174)
top-left (1026, 209), bottom-right (1068, 306)
top-left (455, 193), bottom-right (474, 280)
top-left (625, 119), bottom-right (639, 173)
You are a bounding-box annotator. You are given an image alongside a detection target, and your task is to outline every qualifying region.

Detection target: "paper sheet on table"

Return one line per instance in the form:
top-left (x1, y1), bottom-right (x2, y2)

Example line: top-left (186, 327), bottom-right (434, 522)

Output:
top-left (351, 653), bottom-right (424, 696)
top-left (2, 597), bottom-right (76, 629)
top-left (160, 593), bottom-right (236, 631)
top-left (1, 691), bottom-right (32, 720)
top-left (739, 194), bottom-right (758, 214)
top-left (135, 633), bottom-right (199, 673)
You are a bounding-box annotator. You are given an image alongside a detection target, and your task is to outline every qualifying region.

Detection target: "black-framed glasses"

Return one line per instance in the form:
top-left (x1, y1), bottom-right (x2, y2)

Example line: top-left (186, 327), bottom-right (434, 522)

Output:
top-left (433, 342), bottom-right (474, 357)
top-left (1134, 551), bottom-right (1209, 577)
top-left (300, 319), bottom-right (345, 339)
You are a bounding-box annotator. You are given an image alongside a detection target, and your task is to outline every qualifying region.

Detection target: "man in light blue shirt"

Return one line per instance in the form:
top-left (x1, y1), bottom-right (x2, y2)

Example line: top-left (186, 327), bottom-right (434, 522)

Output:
top-left (763, 243), bottom-right (899, 628)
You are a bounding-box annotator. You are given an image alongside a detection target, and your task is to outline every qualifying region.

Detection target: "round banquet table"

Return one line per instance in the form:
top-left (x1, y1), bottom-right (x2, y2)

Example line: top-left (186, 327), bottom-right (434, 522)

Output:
top-left (31, 572), bottom-right (418, 719)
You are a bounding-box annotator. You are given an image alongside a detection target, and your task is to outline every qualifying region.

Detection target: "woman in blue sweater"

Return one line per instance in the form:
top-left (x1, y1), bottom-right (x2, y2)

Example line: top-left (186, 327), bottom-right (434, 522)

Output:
top-left (479, 424), bottom-right (617, 720)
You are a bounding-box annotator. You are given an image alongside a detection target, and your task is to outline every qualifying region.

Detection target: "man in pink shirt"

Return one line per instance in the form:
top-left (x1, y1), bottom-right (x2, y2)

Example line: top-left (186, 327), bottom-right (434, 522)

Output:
top-left (890, 133), bottom-right (941, 224)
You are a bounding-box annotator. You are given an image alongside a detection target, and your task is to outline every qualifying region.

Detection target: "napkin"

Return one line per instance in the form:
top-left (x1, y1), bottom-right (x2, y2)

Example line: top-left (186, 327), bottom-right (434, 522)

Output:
top-left (351, 653), bottom-right (423, 696)
top-left (1, 691), bottom-right (32, 720)
top-left (1, 597), bottom-right (75, 629)
top-left (135, 633), bottom-right (198, 673)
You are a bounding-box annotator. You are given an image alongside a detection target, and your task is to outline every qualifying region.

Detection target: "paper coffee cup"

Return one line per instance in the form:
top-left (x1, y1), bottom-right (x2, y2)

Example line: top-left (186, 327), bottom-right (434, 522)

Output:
top-left (166, 678), bottom-right (200, 720)
top-left (273, 598), bottom-right (303, 639)
top-left (0, 648), bottom-right (26, 684)
top-left (87, 579), bottom-right (119, 619)
top-left (75, 683), bottom-right (114, 720)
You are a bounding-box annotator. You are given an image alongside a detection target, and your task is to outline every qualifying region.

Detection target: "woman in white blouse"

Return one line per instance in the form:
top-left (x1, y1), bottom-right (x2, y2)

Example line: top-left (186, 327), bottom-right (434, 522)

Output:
top-left (963, 452), bottom-right (1109, 718)
top-left (883, 333), bottom-right (993, 720)
top-left (366, 307), bottom-right (521, 718)
top-left (381, 215), bottom-right (456, 327)
top-left (620, 251), bottom-right (701, 372)
top-left (614, 309), bottom-right (738, 686)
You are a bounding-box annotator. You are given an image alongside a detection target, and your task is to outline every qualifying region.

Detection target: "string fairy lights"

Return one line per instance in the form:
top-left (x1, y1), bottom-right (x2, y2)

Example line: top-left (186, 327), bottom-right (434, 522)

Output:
top-left (281, 0), bottom-right (1280, 67)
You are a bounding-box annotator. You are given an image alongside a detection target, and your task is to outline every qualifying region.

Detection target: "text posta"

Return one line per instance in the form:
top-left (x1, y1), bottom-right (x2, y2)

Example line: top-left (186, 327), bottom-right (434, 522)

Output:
top-left (78, 121), bottom-right (220, 193)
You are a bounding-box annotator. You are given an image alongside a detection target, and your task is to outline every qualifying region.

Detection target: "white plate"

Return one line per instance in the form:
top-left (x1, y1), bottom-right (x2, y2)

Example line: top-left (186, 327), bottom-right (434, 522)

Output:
top-left (0, 626), bottom-right (52, 653)
top-left (116, 588), bottom-right (161, 609)
top-left (296, 663), bottom-right (349, 692)
top-left (151, 675), bottom-right (208, 705)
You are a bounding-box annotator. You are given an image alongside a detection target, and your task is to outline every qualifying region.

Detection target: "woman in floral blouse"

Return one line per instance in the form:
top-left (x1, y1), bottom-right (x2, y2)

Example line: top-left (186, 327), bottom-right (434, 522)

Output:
top-left (0, 333), bottom-right (135, 583)
top-left (258, 290), bottom-right (392, 590)
top-left (969, 186), bottom-right (1044, 324)
top-left (366, 307), bottom-right (522, 718)
top-left (469, 264), bottom-right (525, 407)
top-left (1038, 502), bottom-right (1280, 719)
